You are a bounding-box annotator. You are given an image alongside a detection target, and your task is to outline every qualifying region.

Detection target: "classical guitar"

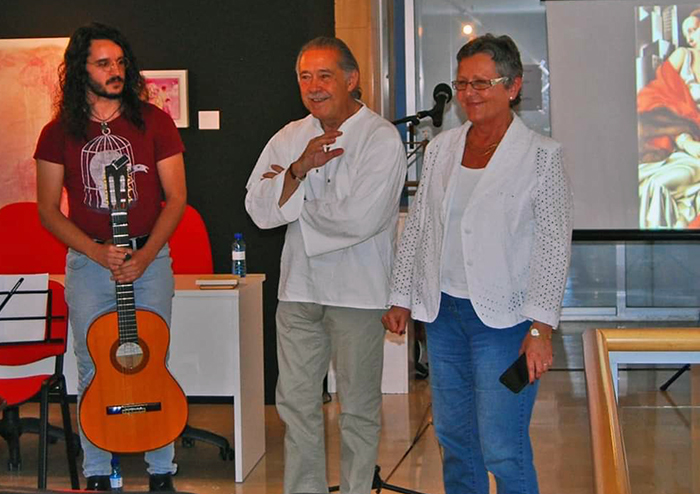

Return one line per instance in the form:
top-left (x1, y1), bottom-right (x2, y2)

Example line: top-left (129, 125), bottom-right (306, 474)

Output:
top-left (80, 155), bottom-right (188, 453)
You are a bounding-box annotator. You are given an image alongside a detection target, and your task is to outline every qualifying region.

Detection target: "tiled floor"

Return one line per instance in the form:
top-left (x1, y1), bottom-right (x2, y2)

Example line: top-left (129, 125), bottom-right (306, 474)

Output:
top-left (1, 322), bottom-right (698, 493)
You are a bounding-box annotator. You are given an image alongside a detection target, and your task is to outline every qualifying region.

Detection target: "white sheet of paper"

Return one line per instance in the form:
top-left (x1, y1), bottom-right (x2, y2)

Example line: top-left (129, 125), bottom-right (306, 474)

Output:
top-left (0, 274), bottom-right (49, 343)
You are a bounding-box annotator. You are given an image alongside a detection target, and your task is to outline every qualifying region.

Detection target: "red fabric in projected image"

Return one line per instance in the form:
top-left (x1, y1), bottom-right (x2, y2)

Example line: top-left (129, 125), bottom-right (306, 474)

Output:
top-left (638, 60), bottom-right (700, 154)
top-left (688, 214), bottom-right (700, 228)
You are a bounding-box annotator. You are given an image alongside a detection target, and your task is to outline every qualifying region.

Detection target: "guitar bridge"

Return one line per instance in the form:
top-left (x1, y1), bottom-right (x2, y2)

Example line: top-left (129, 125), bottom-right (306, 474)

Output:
top-left (106, 402), bottom-right (162, 415)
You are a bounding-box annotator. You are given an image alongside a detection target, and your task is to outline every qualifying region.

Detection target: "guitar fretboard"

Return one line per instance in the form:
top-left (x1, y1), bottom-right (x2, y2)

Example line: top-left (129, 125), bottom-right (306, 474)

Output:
top-left (111, 207), bottom-right (139, 345)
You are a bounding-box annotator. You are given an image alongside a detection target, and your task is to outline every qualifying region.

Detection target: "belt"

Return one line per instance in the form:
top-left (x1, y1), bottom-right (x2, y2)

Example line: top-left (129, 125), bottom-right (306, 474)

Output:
top-left (94, 235), bottom-right (150, 250)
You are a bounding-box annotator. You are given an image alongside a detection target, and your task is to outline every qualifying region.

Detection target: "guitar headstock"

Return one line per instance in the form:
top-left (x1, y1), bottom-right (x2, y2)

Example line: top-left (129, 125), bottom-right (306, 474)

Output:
top-left (105, 155), bottom-right (130, 213)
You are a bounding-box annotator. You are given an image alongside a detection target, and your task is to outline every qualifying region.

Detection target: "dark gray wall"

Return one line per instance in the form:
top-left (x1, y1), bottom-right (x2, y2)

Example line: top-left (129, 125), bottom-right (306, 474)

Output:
top-left (0, 0), bottom-right (335, 403)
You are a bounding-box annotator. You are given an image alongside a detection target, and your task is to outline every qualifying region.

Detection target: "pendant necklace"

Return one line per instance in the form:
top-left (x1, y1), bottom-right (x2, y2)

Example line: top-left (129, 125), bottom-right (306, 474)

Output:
top-left (466, 127), bottom-right (502, 157)
top-left (92, 104), bottom-right (121, 135)
top-left (469, 141), bottom-right (499, 156)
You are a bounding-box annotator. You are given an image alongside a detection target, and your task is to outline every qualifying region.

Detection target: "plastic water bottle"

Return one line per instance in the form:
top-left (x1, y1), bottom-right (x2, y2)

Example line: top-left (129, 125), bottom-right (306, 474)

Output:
top-left (232, 233), bottom-right (247, 277)
top-left (110, 455), bottom-right (123, 491)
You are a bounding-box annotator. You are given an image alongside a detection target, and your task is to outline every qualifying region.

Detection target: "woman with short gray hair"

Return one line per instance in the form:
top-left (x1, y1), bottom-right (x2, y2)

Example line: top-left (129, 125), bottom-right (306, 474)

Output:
top-left (383, 34), bottom-right (573, 494)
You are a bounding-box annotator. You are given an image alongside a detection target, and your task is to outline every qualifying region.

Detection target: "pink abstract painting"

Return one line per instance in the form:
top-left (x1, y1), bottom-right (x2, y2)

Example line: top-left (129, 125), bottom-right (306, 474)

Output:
top-left (145, 77), bottom-right (181, 120)
top-left (0, 38), bottom-right (69, 210)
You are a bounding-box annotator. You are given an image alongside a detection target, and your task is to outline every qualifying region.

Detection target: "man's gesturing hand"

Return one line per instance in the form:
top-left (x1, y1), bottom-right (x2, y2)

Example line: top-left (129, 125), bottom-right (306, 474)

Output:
top-left (290, 130), bottom-right (344, 179)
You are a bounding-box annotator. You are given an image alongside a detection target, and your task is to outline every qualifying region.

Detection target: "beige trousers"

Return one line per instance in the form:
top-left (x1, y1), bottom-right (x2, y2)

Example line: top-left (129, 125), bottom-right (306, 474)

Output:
top-left (275, 301), bottom-right (385, 494)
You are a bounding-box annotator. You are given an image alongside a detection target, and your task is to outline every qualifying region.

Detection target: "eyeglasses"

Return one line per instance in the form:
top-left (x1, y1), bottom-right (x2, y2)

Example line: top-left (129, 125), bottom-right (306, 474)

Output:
top-left (87, 58), bottom-right (129, 71)
top-left (451, 76), bottom-right (509, 91)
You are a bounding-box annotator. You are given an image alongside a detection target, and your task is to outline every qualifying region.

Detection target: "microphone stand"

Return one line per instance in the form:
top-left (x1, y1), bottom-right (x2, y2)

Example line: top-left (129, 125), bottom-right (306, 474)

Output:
top-left (391, 115), bottom-right (422, 127)
top-left (392, 113), bottom-right (433, 199)
top-left (391, 111), bottom-right (435, 148)
top-left (393, 82), bottom-right (452, 143)
top-left (328, 402), bottom-right (434, 494)
top-left (327, 89), bottom-right (451, 494)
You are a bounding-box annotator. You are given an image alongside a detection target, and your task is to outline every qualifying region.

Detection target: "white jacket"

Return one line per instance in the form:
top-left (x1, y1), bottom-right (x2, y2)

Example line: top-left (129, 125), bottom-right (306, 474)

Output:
top-left (389, 115), bottom-right (573, 328)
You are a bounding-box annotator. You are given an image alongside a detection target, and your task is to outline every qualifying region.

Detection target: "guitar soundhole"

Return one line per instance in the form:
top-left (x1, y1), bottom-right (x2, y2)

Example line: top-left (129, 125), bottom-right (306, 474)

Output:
top-left (116, 342), bottom-right (143, 369)
top-left (110, 338), bottom-right (150, 374)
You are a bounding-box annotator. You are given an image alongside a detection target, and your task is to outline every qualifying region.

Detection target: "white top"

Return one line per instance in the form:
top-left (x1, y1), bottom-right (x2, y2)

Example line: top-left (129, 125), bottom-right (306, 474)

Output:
top-left (440, 165), bottom-right (484, 298)
top-left (245, 105), bottom-right (407, 309)
top-left (389, 115), bottom-right (573, 328)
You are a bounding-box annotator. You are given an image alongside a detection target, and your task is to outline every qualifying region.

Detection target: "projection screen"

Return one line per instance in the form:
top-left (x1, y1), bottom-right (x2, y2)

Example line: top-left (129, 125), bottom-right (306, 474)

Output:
top-left (546, 0), bottom-right (700, 234)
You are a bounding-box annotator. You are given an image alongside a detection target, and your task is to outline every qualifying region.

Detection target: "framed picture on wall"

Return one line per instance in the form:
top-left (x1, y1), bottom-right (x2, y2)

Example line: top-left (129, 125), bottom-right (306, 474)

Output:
top-left (141, 69), bottom-right (189, 128)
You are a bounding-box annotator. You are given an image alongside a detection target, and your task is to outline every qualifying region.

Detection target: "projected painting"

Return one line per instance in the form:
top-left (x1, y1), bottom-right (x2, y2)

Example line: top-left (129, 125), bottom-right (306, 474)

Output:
top-left (636, 5), bottom-right (700, 229)
top-left (0, 38), bottom-right (68, 210)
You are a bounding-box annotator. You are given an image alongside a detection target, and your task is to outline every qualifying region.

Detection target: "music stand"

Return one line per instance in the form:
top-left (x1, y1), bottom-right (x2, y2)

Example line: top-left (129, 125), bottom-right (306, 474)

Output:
top-left (0, 283), bottom-right (62, 346)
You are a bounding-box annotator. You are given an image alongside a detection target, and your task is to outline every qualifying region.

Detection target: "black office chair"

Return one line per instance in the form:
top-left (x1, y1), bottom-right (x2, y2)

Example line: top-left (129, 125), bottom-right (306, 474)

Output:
top-left (180, 424), bottom-right (234, 460)
top-left (170, 205), bottom-right (234, 462)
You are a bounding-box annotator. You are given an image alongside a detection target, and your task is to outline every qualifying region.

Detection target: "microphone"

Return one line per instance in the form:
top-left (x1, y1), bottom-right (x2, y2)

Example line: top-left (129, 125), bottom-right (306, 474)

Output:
top-left (428, 83), bottom-right (452, 128)
top-left (395, 83), bottom-right (453, 128)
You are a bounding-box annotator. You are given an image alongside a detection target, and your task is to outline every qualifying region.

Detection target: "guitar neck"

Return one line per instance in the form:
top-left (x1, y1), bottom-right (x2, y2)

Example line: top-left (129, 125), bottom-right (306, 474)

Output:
top-left (111, 211), bottom-right (138, 344)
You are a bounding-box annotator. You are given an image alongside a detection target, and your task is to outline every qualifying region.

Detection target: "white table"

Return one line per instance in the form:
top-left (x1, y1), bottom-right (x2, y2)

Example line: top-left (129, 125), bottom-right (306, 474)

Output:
top-left (169, 274), bottom-right (266, 482)
top-left (3, 274), bottom-right (266, 483)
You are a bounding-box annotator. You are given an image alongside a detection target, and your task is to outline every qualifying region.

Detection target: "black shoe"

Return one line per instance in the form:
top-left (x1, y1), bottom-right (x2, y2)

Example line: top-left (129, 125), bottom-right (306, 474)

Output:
top-left (86, 476), bottom-right (111, 491)
top-left (149, 473), bottom-right (176, 492)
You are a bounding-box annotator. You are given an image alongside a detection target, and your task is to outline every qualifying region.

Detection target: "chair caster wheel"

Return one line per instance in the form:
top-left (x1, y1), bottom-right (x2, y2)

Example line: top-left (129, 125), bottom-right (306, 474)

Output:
top-left (219, 448), bottom-right (234, 461)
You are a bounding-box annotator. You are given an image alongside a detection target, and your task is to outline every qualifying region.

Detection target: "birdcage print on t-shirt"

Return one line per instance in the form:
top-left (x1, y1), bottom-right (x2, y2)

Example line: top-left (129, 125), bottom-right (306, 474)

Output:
top-left (80, 127), bottom-right (138, 210)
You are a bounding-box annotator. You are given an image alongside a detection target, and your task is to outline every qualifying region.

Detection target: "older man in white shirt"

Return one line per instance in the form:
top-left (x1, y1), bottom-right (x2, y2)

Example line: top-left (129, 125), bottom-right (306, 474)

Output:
top-left (245, 37), bottom-right (406, 494)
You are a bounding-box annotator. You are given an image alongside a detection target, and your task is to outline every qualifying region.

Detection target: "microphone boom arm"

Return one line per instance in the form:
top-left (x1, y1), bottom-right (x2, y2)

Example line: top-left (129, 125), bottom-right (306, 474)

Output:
top-left (391, 83), bottom-right (452, 128)
top-left (391, 114), bottom-right (425, 126)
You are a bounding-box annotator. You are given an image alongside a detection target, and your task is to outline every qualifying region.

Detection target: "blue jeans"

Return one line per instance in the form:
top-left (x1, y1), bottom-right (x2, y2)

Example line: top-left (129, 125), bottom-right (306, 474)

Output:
top-left (426, 294), bottom-right (539, 494)
top-left (65, 244), bottom-right (176, 478)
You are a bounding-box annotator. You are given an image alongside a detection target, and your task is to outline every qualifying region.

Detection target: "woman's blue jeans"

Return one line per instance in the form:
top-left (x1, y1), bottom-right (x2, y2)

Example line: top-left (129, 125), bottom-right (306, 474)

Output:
top-left (65, 244), bottom-right (176, 478)
top-left (426, 294), bottom-right (540, 494)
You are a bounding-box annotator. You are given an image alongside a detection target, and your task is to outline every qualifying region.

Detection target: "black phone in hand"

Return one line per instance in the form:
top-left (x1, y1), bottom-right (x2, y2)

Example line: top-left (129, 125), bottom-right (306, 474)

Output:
top-left (499, 353), bottom-right (529, 394)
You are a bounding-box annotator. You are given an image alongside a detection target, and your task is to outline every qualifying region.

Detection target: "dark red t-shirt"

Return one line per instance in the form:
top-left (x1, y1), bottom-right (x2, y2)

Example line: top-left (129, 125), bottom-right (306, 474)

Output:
top-left (34, 103), bottom-right (184, 240)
